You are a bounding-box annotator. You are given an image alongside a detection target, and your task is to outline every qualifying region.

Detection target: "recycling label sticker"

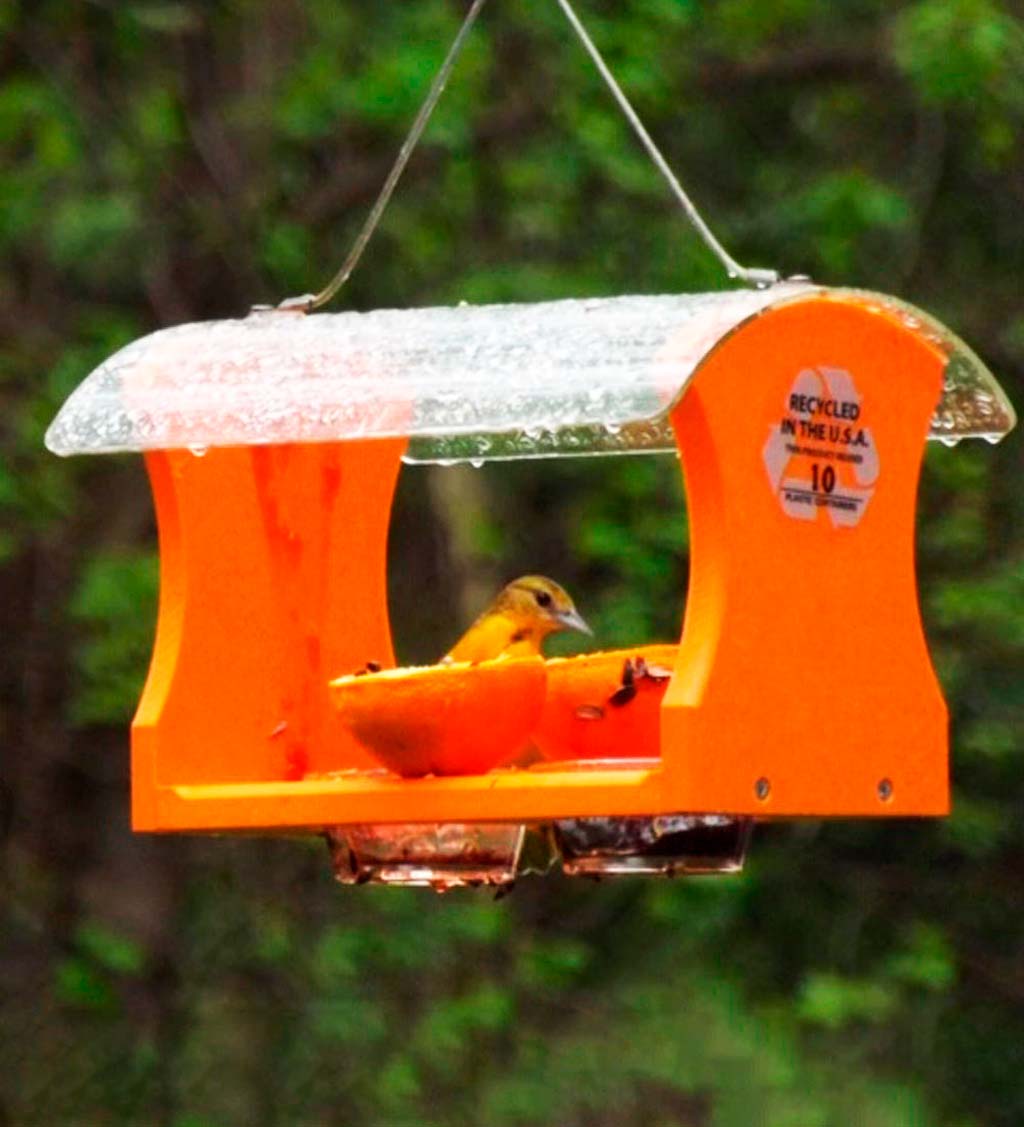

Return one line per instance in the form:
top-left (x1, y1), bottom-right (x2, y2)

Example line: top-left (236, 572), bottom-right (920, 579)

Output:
top-left (762, 367), bottom-right (879, 528)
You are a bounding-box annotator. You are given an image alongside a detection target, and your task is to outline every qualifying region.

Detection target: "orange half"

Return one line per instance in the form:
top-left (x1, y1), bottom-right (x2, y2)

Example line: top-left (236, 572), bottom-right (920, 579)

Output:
top-left (533, 645), bottom-right (677, 763)
top-left (329, 657), bottom-right (547, 777)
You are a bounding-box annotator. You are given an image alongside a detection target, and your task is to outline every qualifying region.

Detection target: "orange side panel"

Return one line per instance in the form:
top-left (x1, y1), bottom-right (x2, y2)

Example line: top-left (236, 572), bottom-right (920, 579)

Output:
top-left (132, 440), bottom-right (405, 828)
top-left (661, 296), bottom-right (948, 815)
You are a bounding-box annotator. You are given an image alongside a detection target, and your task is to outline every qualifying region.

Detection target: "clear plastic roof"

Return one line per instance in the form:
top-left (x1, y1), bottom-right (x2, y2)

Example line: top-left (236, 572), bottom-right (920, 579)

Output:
top-left (46, 285), bottom-right (1016, 463)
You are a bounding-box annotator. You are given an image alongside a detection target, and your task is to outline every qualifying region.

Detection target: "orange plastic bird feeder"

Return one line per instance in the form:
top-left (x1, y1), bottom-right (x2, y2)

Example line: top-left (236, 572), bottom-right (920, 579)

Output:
top-left (46, 285), bottom-right (1016, 869)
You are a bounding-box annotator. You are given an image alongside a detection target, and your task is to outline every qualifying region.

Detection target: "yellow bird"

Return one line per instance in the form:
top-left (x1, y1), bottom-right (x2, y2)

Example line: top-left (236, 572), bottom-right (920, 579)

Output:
top-left (443, 575), bottom-right (592, 664)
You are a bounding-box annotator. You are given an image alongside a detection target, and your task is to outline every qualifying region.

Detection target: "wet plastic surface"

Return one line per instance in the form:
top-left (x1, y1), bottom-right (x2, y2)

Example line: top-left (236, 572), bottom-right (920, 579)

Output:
top-left (46, 286), bottom-right (1016, 461)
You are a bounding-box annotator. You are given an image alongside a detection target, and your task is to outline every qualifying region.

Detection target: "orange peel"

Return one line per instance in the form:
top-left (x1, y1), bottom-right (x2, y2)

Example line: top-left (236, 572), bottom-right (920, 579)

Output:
top-left (533, 645), bottom-right (677, 763)
top-left (329, 656), bottom-right (547, 777)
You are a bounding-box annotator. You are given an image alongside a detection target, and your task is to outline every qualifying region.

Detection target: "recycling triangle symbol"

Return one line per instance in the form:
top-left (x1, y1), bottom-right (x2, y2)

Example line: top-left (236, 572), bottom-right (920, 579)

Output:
top-left (763, 367), bottom-right (880, 528)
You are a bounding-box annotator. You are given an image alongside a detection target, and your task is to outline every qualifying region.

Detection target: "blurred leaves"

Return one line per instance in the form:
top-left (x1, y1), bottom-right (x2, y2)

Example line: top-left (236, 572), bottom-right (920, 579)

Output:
top-left (797, 923), bottom-right (957, 1034)
top-left (891, 0), bottom-right (1024, 112)
top-left (54, 956), bottom-right (118, 1012)
top-left (797, 973), bottom-right (898, 1029)
top-left (53, 920), bottom-right (146, 1013)
top-left (1, 0), bottom-right (1023, 1125)
top-left (76, 919), bottom-right (146, 976)
top-left (930, 563), bottom-right (1024, 649)
top-left (886, 924), bottom-right (957, 992)
top-left (68, 551), bottom-right (159, 725)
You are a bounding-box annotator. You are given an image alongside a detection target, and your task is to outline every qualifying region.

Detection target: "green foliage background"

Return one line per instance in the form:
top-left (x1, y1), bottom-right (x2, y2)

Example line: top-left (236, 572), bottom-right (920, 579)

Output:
top-left (1, 1), bottom-right (1023, 1123)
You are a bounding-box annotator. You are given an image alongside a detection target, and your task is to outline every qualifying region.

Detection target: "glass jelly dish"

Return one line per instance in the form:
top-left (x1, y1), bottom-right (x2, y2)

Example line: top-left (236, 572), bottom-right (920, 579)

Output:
top-left (553, 813), bottom-right (753, 876)
top-left (327, 822), bottom-right (526, 891)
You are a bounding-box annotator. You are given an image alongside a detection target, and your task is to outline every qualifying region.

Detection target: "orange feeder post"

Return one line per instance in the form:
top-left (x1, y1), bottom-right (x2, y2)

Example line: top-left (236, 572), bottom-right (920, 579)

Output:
top-left (47, 285), bottom-right (1016, 885)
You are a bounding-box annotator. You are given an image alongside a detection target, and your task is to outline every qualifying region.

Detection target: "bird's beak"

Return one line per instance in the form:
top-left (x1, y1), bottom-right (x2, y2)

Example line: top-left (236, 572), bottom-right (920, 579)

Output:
top-left (557, 607), bottom-right (593, 636)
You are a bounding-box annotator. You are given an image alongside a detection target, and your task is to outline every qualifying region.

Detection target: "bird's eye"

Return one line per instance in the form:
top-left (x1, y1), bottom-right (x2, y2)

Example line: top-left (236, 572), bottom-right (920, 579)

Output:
top-left (535, 590), bottom-right (553, 608)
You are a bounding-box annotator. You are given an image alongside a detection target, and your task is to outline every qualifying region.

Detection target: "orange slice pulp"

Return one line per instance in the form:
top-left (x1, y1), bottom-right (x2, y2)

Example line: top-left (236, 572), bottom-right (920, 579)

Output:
top-left (329, 656), bottom-right (547, 777)
top-left (533, 644), bottom-right (677, 763)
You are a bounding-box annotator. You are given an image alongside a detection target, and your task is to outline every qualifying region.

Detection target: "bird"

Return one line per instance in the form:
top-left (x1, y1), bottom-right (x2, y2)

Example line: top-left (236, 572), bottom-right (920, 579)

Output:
top-left (443, 575), bottom-right (592, 664)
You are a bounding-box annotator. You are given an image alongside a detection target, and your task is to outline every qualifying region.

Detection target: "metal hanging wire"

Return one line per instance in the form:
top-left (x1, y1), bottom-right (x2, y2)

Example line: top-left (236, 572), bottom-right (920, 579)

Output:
top-left (280, 0), bottom-right (779, 312)
top-left (279, 0), bottom-right (490, 312)
top-left (553, 0), bottom-right (778, 289)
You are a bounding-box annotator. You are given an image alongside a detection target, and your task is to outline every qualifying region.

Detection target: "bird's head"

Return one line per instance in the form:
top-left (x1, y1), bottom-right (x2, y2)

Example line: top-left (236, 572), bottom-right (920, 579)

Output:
top-left (493, 575), bottom-right (592, 641)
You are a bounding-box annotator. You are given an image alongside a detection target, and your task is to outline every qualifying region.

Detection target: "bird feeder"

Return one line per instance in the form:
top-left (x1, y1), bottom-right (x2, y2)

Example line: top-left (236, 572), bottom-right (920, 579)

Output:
top-left (47, 284), bottom-right (1016, 886)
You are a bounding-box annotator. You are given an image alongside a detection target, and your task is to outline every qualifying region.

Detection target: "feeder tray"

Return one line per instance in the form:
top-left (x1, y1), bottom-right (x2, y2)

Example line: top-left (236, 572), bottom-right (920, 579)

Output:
top-left (46, 285), bottom-right (1016, 884)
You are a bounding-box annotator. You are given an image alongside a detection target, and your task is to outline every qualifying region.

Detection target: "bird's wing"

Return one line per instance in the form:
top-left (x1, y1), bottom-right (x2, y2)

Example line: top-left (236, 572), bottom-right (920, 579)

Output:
top-left (445, 612), bottom-right (530, 664)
